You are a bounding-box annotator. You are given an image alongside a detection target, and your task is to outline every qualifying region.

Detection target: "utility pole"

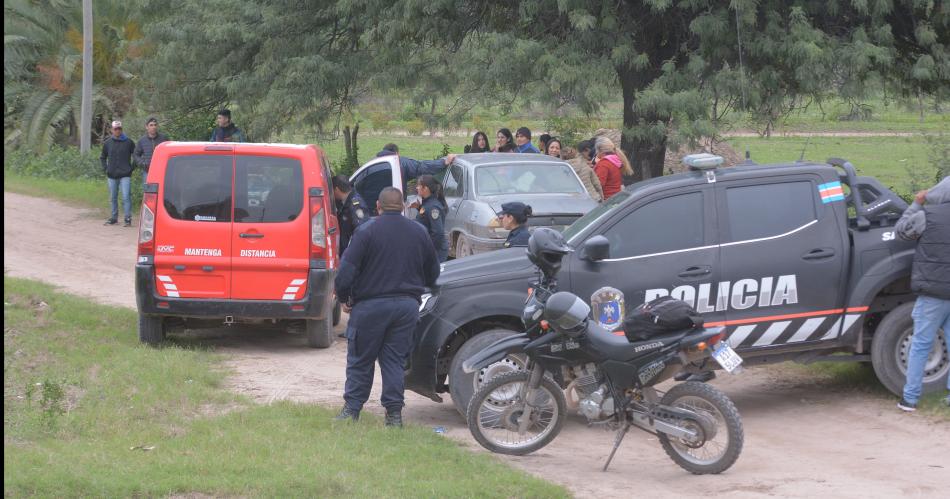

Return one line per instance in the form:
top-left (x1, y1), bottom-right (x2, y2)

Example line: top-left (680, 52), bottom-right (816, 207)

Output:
top-left (80, 0), bottom-right (93, 154)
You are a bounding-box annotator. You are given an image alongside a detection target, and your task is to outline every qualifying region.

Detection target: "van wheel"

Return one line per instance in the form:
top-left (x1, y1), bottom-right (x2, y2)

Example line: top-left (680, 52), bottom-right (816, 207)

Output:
top-left (871, 301), bottom-right (950, 396)
top-left (449, 329), bottom-right (526, 416)
top-left (307, 319), bottom-right (334, 348)
top-left (332, 299), bottom-right (342, 327)
top-left (138, 314), bottom-right (166, 346)
top-left (455, 234), bottom-right (474, 259)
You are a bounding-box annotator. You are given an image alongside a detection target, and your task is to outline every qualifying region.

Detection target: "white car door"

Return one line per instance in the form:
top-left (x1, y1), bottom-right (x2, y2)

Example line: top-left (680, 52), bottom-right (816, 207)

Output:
top-left (349, 155), bottom-right (403, 216)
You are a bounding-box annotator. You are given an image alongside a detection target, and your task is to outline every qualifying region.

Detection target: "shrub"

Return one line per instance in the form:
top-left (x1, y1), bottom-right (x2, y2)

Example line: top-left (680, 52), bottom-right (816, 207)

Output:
top-left (4, 146), bottom-right (102, 180)
top-left (405, 120), bottom-right (425, 136)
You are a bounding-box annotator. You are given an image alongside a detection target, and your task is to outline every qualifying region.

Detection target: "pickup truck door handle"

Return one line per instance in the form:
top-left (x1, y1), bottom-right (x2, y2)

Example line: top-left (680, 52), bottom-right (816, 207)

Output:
top-left (239, 233), bottom-right (265, 239)
top-left (802, 248), bottom-right (835, 260)
top-left (678, 266), bottom-right (711, 278)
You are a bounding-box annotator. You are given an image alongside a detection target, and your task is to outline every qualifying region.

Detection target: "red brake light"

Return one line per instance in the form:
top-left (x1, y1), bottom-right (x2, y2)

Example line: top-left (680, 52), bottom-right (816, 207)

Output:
top-left (137, 192), bottom-right (158, 258)
top-left (310, 195), bottom-right (328, 264)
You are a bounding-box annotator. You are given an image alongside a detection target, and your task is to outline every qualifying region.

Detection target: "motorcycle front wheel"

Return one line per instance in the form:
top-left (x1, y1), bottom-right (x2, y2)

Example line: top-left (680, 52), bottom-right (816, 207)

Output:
top-left (466, 370), bottom-right (566, 456)
top-left (657, 381), bottom-right (744, 474)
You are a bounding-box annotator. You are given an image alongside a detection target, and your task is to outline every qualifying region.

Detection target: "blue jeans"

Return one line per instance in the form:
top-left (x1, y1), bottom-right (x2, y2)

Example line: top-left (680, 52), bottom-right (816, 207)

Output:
top-left (107, 176), bottom-right (132, 221)
top-left (902, 295), bottom-right (950, 404)
top-left (343, 297), bottom-right (419, 413)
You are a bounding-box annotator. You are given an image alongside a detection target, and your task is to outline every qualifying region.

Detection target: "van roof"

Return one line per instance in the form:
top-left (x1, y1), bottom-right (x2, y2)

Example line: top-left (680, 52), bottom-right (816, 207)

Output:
top-left (157, 142), bottom-right (318, 152)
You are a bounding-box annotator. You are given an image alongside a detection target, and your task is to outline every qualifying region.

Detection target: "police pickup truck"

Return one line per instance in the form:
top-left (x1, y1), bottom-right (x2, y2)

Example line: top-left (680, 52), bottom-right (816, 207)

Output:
top-left (407, 156), bottom-right (944, 414)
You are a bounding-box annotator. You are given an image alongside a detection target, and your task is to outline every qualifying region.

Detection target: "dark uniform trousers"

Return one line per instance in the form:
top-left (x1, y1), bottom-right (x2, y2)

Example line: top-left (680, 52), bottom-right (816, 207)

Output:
top-left (343, 296), bottom-right (419, 412)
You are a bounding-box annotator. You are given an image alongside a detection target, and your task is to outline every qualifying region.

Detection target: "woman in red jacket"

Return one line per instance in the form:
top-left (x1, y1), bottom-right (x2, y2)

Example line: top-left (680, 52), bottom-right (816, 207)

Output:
top-left (593, 137), bottom-right (633, 200)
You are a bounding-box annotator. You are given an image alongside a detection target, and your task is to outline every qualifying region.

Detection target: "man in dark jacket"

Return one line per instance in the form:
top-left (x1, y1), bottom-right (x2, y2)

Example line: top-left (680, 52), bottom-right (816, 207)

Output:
top-left (897, 176), bottom-right (950, 411)
top-left (100, 120), bottom-right (136, 226)
top-left (334, 187), bottom-right (440, 427)
top-left (375, 143), bottom-right (455, 196)
top-left (133, 117), bottom-right (169, 189)
top-left (209, 109), bottom-right (247, 142)
top-left (331, 175), bottom-right (369, 255)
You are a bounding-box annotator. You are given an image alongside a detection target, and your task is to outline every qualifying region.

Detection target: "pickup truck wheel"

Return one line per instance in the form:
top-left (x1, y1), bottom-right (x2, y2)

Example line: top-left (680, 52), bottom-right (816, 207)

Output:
top-left (455, 234), bottom-right (475, 259)
top-left (449, 329), bottom-right (526, 417)
top-left (138, 314), bottom-right (166, 346)
top-left (871, 302), bottom-right (950, 396)
top-left (307, 318), bottom-right (334, 349)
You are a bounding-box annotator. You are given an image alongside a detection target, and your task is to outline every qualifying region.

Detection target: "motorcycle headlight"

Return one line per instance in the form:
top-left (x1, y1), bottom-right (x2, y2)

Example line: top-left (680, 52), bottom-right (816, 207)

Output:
top-left (419, 293), bottom-right (437, 314)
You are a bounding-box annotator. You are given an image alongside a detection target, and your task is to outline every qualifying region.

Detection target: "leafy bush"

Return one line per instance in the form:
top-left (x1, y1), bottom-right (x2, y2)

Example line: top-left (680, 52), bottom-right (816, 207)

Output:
top-left (4, 146), bottom-right (103, 180)
top-left (405, 120), bottom-right (425, 136)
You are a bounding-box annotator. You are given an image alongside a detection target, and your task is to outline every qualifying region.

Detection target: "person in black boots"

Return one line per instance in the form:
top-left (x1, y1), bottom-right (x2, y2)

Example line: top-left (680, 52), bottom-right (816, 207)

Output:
top-left (100, 120), bottom-right (136, 227)
top-left (334, 188), bottom-right (440, 427)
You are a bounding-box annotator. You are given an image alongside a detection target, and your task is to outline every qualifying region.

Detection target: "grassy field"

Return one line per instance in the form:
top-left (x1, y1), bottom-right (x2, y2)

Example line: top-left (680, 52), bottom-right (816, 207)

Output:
top-left (3, 277), bottom-right (567, 497)
top-left (726, 135), bottom-right (944, 195)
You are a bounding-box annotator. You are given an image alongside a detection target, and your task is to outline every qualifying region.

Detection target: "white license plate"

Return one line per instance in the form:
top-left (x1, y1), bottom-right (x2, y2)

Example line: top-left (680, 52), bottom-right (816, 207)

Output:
top-left (712, 343), bottom-right (744, 373)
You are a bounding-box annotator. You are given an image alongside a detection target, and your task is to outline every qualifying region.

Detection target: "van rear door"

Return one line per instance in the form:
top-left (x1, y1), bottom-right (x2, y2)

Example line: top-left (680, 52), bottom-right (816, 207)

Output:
top-left (154, 154), bottom-right (233, 299)
top-left (230, 154), bottom-right (310, 300)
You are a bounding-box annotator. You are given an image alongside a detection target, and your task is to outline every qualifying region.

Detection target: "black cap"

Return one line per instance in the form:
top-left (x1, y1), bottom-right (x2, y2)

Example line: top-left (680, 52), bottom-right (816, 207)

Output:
top-left (500, 201), bottom-right (529, 219)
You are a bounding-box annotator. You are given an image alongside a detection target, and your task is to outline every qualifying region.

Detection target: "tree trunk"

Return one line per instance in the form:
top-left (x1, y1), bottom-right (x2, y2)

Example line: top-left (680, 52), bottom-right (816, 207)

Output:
top-left (619, 74), bottom-right (667, 184)
top-left (80, 0), bottom-right (93, 154)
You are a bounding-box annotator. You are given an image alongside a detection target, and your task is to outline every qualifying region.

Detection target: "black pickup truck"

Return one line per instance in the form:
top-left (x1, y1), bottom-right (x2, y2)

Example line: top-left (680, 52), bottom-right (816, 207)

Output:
top-left (407, 158), bottom-right (944, 414)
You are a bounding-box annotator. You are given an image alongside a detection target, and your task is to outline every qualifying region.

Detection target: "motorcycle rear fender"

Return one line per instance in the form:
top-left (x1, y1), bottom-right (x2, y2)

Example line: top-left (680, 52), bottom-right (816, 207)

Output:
top-left (461, 333), bottom-right (530, 374)
top-left (678, 327), bottom-right (726, 348)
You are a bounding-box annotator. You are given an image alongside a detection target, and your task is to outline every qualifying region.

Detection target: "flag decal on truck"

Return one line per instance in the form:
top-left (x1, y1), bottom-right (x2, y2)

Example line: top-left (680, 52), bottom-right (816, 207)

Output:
top-left (818, 181), bottom-right (845, 204)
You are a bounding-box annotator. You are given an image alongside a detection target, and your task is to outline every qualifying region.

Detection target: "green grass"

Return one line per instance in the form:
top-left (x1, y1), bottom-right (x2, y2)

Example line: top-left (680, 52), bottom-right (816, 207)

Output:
top-left (793, 362), bottom-right (949, 421)
top-left (726, 135), bottom-right (942, 194)
top-left (4, 172), bottom-right (143, 217)
top-left (3, 277), bottom-right (567, 498)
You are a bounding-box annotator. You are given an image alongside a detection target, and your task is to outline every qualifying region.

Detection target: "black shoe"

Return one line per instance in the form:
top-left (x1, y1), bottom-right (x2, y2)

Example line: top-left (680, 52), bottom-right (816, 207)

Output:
top-left (334, 407), bottom-right (359, 422)
top-left (897, 398), bottom-right (917, 412)
top-left (104, 219), bottom-right (118, 226)
top-left (123, 218), bottom-right (132, 227)
top-left (385, 410), bottom-right (403, 428)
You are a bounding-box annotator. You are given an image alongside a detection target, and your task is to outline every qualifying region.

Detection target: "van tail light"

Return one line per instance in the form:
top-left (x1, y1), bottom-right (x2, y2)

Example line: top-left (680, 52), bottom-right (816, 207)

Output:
top-left (137, 192), bottom-right (158, 258)
top-left (310, 192), bottom-right (327, 265)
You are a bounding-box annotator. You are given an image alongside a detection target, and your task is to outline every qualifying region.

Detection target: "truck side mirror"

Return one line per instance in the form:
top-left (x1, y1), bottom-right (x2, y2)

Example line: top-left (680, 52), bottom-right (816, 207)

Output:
top-left (581, 236), bottom-right (610, 262)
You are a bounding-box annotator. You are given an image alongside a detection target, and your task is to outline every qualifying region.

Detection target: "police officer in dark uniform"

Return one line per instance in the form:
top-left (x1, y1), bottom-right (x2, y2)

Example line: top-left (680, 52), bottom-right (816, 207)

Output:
top-left (498, 201), bottom-right (533, 248)
top-left (414, 175), bottom-right (449, 262)
top-left (331, 175), bottom-right (369, 255)
top-left (334, 187), bottom-right (441, 427)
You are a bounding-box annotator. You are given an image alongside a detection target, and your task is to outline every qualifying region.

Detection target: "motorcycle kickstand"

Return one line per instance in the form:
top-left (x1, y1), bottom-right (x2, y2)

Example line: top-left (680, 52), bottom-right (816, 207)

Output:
top-left (602, 420), bottom-right (631, 472)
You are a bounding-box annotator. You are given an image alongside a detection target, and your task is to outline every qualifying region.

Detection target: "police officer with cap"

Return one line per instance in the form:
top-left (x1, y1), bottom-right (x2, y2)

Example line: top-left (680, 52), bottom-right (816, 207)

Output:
top-left (332, 175), bottom-right (369, 255)
top-left (499, 201), bottom-right (533, 248)
top-left (334, 187), bottom-right (440, 427)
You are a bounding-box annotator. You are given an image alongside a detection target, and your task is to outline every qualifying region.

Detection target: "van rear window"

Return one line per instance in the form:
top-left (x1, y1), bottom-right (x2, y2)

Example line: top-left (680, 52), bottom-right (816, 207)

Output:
top-left (234, 156), bottom-right (303, 223)
top-left (163, 155), bottom-right (232, 222)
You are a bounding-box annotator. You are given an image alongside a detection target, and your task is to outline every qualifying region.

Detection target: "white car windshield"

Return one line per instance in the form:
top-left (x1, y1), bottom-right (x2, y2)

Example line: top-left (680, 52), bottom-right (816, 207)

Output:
top-left (475, 163), bottom-right (586, 196)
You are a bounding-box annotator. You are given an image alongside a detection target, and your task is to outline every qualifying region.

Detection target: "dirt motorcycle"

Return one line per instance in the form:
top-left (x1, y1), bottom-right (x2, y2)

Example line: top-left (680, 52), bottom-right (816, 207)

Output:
top-left (462, 229), bottom-right (745, 474)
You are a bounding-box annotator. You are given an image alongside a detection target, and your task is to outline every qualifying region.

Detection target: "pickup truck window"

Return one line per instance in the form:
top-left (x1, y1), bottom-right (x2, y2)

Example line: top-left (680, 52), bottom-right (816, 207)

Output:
top-left (563, 191), bottom-right (630, 242)
top-left (603, 191), bottom-right (704, 258)
top-left (725, 181), bottom-right (816, 242)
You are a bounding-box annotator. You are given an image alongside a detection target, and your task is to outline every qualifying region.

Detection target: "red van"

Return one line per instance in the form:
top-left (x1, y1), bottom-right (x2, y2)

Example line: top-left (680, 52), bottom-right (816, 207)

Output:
top-left (135, 142), bottom-right (340, 347)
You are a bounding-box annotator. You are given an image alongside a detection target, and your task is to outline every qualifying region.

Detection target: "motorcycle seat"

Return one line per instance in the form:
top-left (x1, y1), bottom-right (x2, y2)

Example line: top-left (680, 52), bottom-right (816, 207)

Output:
top-left (587, 323), bottom-right (691, 362)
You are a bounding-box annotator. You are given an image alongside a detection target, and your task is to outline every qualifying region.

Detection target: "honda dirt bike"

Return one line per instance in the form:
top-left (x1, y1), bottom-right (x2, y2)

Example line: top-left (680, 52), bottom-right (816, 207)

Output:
top-left (462, 229), bottom-right (744, 474)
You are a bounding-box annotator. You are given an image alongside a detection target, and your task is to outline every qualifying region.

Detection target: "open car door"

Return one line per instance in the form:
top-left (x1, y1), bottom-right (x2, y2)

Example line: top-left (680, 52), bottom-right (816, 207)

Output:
top-left (349, 155), bottom-right (403, 216)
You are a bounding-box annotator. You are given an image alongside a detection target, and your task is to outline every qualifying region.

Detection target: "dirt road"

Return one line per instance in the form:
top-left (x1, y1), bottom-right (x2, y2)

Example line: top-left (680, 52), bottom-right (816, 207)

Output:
top-left (5, 191), bottom-right (948, 498)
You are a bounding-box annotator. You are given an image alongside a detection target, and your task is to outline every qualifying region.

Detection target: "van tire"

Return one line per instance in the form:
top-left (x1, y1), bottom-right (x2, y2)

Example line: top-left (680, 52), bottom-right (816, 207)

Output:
top-left (307, 319), bottom-right (334, 348)
top-left (332, 299), bottom-right (342, 327)
top-left (871, 301), bottom-right (949, 397)
top-left (449, 329), bottom-right (524, 416)
top-left (138, 314), bottom-right (166, 346)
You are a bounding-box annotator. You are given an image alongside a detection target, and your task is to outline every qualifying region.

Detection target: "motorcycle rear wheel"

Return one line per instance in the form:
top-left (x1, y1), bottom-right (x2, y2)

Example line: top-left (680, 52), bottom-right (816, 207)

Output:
top-left (467, 370), bottom-right (566, 456)
top-left (657, 381), bottom-right (743, 475)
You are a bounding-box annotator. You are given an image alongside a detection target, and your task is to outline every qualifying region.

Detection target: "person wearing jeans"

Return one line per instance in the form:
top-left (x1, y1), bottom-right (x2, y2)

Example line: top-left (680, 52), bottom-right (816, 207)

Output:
top-left (100, 120), bottom-right (136, 226)
top-left (897, 176), bottom-right (950, 411)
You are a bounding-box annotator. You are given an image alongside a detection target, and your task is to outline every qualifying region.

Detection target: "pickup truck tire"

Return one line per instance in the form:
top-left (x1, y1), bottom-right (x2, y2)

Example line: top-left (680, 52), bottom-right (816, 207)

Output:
top-left (138, 314), bottom-right (166, 346)
top-left (871, 302), bottom-right (949, 397)
top-left (449, 329), bottom-right (525, 416)
top-left (307, 318), bottom-right (334, 348)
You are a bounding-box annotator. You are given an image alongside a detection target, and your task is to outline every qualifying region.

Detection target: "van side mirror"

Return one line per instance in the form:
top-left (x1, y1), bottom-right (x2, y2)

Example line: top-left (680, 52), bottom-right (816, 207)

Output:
top-left (581, 236), bottom-right (610, 262)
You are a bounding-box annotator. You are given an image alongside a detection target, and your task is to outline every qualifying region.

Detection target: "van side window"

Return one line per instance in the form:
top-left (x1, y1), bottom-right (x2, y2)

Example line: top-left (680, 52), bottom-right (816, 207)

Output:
top-left (724, 181), bottom-right (816, 242)
top-left (234, 156), bottom-right (304, 223)
top-left (602, 192), bottom-right (704, 258)
top-left (163, 155), bottom-right (232, 222)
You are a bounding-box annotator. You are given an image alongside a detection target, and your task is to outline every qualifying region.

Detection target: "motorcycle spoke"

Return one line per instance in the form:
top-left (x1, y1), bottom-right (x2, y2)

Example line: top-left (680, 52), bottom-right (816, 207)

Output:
top-left (669, 397), bottom-right (730, 466)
